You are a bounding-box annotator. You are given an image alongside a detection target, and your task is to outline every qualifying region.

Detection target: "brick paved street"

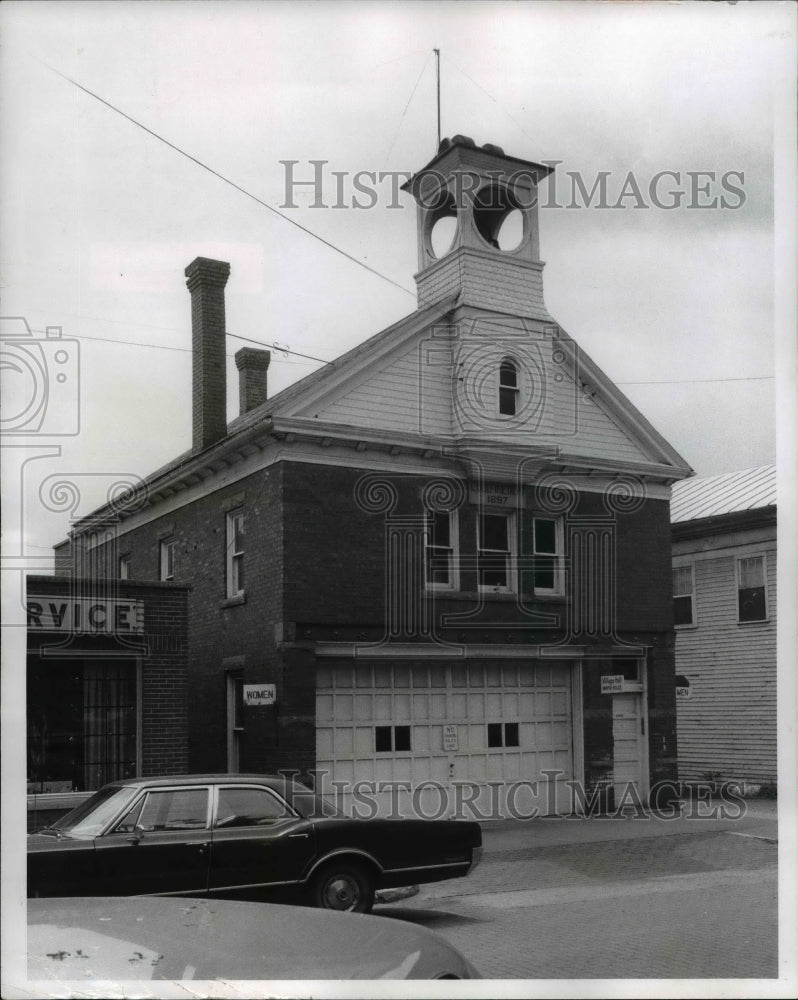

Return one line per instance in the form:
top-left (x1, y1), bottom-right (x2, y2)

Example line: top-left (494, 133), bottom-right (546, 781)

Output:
top-left (375, 807), bottom-right (781, 980)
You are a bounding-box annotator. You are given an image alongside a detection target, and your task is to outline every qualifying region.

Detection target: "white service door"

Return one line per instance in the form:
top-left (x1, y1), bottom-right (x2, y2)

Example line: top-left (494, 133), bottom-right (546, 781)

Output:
top-left (316, 660), bottom-right (574, 818)
top-left (612, 692), bottom-right (647, 807)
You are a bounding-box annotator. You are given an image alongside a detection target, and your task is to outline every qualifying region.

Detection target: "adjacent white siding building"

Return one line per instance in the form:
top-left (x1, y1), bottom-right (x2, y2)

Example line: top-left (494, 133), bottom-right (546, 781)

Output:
top-left (671, 466), bottom-right (777, 788)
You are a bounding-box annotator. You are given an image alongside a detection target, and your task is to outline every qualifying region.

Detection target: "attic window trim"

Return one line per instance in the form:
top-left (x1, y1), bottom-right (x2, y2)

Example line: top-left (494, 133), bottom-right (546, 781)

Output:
top-left (498, 357), bottom-right (521, 418)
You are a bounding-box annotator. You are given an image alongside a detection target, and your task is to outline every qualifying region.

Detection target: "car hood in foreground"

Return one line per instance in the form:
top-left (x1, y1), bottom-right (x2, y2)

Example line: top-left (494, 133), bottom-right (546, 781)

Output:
top-left (28, 897), bottom-right (478, 980)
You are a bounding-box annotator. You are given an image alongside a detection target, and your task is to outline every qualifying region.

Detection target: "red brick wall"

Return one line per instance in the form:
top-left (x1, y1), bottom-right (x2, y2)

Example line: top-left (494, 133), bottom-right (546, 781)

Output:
top-left (63, 459), bottom-right (677, 784)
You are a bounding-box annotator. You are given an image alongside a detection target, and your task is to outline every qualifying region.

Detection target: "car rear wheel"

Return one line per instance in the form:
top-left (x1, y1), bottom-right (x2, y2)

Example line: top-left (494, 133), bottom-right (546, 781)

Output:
top-left (311, 862), bottom-right (374, 914)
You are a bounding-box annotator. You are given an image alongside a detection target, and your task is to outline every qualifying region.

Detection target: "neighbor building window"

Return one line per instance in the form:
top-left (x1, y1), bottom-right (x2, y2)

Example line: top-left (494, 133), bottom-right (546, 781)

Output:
top-left (226, 510), bottom-right (245, 598)
top-left (478, 512), bottom-right (515, 592)
top-left (118, 555), bottom-right (131, 580)
top-left (532, 516), bottom-right (563, 594)
top-left (737, 555), bottom-right (767, 622)
top-left (424, 510), bottom-right (458, 589)
top-left (159, 539), bottom-right (174, 581)
top-left (498, 358), bottom-right (519, 416)
top-left (672, 564), bottom-right (695, 626)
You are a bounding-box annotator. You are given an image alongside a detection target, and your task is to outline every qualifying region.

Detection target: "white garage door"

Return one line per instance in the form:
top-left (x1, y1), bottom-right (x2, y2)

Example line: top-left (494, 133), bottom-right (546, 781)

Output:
top-left (315, 660), bottom-right (574, 818)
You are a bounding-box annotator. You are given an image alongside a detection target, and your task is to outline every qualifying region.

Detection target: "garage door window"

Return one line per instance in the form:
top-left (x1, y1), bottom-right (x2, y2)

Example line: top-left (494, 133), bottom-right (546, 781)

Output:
top-left (488, 722), bottom-right (519, 748)
top-left (376, 725), bottom-right (411, 752)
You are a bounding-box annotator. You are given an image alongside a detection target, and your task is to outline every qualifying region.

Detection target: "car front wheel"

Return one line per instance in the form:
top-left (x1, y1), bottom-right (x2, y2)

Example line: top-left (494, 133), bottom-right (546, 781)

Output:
top-left (311, 862), bottom-right (375, 914)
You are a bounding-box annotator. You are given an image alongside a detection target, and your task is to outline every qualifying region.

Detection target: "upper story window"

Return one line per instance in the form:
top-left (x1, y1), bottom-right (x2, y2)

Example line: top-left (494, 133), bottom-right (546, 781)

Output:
top-left (737, 555), bottom-right (767, 623)
top-left (531, 516), bottom-right (563, 594)
top-left (226, 510), bottom-right (245, 598)
top-left (478, 512), bottom-right (516, 593)
top-left (118, 555), bottom-right (131, 580)
top-left (673, 564), bottom-right (695, 626)
top-left (424, 510), bottom-right (458, 590)
top-left (498, 358), bottom-right (519, 416)
top-left (159, 538), bottom-right (174, 582)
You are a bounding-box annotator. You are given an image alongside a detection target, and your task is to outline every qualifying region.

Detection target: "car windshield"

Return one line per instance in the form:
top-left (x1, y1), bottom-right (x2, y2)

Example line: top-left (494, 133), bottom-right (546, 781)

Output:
top-left (49, 785), bottom-right (141, 839)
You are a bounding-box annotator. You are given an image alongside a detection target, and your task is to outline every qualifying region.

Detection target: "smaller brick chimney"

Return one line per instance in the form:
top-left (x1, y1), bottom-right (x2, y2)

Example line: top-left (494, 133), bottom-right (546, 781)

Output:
top-left (185, 257), bottom-right (230, 452)
top-left (235, 347), bottom-right (271, 415)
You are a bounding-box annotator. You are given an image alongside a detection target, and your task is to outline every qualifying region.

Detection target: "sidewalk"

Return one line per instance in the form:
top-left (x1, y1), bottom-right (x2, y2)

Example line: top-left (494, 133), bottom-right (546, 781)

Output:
top-left (476, 796), bottom-right (778, 854)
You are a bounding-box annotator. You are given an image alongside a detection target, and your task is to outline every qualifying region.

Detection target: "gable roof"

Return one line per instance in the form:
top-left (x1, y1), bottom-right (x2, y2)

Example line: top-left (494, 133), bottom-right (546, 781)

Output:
top-left (670, 466), bottom-right (776, 523)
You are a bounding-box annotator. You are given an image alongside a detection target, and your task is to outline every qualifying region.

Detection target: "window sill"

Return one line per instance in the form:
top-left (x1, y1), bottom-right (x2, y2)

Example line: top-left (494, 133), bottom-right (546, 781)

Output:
top-left (222, 592), bottom-right (247, 608)
top-left (431, 591), bottom-right (568, 603)
top-left (674, 623), bottom-right (698, 630)
top-left (737, 618), bottom-right (770, 626)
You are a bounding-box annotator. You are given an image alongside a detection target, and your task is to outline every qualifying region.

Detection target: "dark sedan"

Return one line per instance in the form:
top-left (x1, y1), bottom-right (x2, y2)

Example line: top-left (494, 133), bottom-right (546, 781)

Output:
top-left (28, 774), bottom-right (482, 913)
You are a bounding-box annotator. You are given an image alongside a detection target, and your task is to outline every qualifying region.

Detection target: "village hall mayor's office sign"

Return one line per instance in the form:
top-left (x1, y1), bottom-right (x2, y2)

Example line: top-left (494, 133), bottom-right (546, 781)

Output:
top-left (27, 596), bottom-right (144, 633)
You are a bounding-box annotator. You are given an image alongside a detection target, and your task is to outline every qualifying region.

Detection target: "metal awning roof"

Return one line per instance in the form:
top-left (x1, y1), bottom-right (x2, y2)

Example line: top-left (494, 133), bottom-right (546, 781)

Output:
top-left (670, 465), bottom-right (776, 523)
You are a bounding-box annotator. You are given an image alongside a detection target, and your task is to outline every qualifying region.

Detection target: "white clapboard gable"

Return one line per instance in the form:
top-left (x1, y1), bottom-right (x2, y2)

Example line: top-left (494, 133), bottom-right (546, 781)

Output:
top-left (265, 301), bottom-right (688, 472)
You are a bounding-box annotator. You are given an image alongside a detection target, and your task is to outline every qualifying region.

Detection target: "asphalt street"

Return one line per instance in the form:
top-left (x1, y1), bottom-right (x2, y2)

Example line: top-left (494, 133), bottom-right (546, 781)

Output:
top-left (374, 801), bottom-right (780, 980)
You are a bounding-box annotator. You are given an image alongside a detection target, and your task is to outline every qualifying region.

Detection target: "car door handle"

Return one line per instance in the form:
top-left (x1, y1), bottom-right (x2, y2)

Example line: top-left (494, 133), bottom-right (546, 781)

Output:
top-left (288, 833), bottom-right (310, 839)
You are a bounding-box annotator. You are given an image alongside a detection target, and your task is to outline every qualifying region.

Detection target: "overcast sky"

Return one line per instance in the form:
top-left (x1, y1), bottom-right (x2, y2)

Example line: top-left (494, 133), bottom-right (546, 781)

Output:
top-left (1, 1), bottom-right (795, 566)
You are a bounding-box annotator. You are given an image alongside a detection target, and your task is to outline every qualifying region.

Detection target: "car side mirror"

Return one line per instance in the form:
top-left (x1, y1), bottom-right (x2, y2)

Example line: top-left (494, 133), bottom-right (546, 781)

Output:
top-left (127, 825), bottom-right (145, 844)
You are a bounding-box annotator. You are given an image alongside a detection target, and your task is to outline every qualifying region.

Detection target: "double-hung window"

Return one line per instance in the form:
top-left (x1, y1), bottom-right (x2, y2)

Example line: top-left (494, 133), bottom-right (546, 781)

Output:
top-left (737, 555), bottom-right (767, 623)
top-left (425, 510), bottom-right (458, 589)
top-left (531, 516), bottom-right (562, 594)
top-left (226, 510), bottom-right (245, 598)
top-left (478, 512), bottom-right (515, 592)
top-left (672, 564), bottom-right (695, 626)
top-left (498, 358), bottom-right (519, 416)
top-left (159, 539), bottom-right (174, 582)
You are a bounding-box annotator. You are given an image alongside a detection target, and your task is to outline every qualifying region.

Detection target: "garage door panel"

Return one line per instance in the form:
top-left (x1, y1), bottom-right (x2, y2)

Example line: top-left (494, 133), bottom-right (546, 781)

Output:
top-left (430, 694), bottom-right (447, 719)
top-left (413, 726), bottom-right (430, 753)
top-left (552, 691), bottom-right (569, 716)
top-left (413, 694), bottom-right (429, 719)
top-left (316, 660), bottom-right (574, 818)
top-left (487, 754), bottom-right (504, 780)
top-left (334, 728), bottom-right (354, 755)
top-left (355, 727), bottom-right (372, 755)
top-left (334, 695), bottom-right (353, 721)
top-left (468, 693), bottom-right (485, 716)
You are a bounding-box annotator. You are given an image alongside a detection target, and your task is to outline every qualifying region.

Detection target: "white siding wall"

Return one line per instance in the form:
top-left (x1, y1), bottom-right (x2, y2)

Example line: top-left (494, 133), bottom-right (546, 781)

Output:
top-left (313, 329), bottom-right (651, 463)
top-left (674, 536), bottom-right (777, 785)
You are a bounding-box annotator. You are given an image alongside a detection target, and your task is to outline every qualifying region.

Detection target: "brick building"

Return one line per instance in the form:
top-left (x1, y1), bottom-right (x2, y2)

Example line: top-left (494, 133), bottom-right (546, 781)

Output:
top-left (26, 575), bottom-right (189, 829)
top-left (54, 137), bottom-right (693, 815)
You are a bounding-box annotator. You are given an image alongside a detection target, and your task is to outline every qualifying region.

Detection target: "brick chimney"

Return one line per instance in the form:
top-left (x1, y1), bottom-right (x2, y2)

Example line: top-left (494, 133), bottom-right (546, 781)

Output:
top-left (185, 257), bottom-right (230, 451)
top-left (235, 347), bottom-right (271, 415)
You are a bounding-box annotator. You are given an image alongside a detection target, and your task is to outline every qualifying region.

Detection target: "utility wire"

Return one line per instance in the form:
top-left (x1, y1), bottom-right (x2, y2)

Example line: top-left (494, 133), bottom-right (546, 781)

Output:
top-left (26, 325), bottom-right (773, 383)
top-left (42, 61), bottom-right (416, 300)
top-left (29, 328), bottom-right (328, 364)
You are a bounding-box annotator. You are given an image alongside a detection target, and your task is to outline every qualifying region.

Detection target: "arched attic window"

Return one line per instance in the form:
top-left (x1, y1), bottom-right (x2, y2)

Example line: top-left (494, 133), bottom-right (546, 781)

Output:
top-left (499, 358), bottom-right (520, 416)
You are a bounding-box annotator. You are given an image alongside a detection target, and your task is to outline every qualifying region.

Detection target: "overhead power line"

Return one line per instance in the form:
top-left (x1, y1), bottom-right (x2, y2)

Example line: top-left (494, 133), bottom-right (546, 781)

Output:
top-left (42, 61), bottom-right (416, 300)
